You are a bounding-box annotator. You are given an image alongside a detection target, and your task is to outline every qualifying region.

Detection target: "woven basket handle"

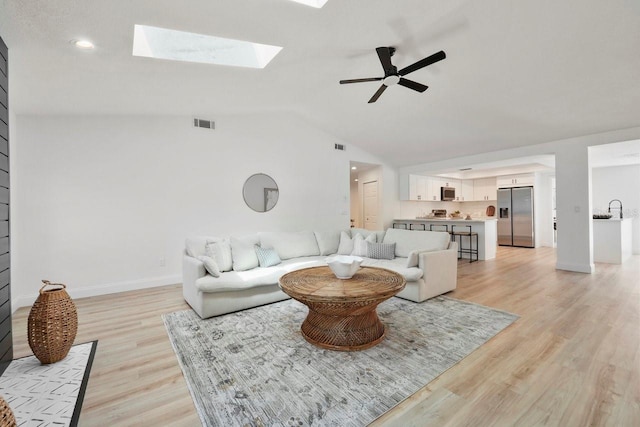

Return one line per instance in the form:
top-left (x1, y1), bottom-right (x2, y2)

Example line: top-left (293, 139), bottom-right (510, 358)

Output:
top-left (40, 280), bottom-right (66, 293)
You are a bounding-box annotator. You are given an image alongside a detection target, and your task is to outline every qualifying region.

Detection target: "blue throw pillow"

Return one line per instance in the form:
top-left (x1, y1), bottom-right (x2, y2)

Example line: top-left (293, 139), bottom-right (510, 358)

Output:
top-left (254, 245), bottom-right (282, 267)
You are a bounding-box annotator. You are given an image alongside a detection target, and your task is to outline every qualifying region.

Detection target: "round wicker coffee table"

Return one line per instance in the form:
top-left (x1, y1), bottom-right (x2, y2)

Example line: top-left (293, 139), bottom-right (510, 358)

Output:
top-left (279, 266), bottom-right (406, 351)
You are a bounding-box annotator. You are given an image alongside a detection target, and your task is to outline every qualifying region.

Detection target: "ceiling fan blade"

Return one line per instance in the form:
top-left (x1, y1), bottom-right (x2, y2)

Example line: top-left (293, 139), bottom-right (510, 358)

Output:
top-left (398, 78), bottom-right (428, 93)
top-left (368, 84), bottom-right (387, 103)
top-left (398, 50), bottom-right (446, 76)
top-left (376, 47), bottom-right (395, 74)
top-left (339, 77), bottom-right (383, 84)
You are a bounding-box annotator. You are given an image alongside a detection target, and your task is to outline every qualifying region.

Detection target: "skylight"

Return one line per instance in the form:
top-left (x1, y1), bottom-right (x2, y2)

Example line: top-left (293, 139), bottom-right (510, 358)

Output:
top-left (289, 0), bottom-right (328, 8)
top-left (132, 25), bottom-right (282, 69)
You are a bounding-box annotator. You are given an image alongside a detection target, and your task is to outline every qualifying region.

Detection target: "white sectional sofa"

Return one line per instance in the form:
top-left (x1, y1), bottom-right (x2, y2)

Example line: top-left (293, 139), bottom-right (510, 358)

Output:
top-left (182, 228), bottom-right (458, 319)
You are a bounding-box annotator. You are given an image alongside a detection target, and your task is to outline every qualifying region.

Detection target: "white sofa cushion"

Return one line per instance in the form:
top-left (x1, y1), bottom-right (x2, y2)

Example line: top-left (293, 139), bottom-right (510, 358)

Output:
top-left (406, 250), bottom-right (420, 268)
top-left (360, 257), bottom-right (423, 281)
top-left (205, 239), bottom-right (233, 272)
top-left (337, 231), bottom-right (355, 255)
top-left (230, 235), bottom-right (260, 271)
top-left (196, 267), bottom-right (285, 292)
top-left (258, 231), bottom-right (320, 260)
top-left (314, 231), bottom-right (341, 256)
top-left (383, 228), bottom-right (451, 258)
top-left (195, 256), bottom-right (327, 293)
top-left (186, 236), bottom-right (220, 258)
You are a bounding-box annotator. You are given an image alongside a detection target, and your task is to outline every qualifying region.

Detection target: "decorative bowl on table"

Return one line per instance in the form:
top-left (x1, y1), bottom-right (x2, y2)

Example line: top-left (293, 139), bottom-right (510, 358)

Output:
top-left (326, 256), bottom-right (363, 279)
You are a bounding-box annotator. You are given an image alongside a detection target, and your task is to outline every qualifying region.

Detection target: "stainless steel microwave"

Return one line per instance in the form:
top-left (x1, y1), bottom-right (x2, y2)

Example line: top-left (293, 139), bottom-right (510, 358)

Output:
top-left (441, 187), bottom-right (455, 201)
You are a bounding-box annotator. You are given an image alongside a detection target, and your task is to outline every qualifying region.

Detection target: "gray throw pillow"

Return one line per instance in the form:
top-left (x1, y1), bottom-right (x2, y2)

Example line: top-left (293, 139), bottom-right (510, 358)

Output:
top-left (366, 242), bottom-right (396, 260)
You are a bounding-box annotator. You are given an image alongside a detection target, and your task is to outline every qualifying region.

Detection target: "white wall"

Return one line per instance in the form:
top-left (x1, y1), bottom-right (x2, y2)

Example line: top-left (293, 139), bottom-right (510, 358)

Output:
top-left (11, 113), bottom-right (398, 308)
top-left (592, 164), bottom-right (640, 254)
top-left (554, 142), bottom-right (594, 272)
top-left (535, 172), bottom-right (555, 248)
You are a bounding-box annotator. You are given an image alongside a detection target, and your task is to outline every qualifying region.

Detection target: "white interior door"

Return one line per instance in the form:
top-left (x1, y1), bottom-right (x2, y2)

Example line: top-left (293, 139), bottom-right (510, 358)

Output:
top-left (363, 181), bottom-right (379, 230)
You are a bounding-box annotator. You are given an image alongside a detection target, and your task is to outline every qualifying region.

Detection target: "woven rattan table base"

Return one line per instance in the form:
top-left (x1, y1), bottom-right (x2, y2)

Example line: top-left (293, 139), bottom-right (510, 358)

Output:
top-left (279, 266), bottom-right (406, 351)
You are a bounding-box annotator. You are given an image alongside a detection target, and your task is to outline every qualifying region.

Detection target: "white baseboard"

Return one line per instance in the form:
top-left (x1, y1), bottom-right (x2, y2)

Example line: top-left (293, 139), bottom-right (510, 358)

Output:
top-left (11, 274), bottom-right (182, 313)
top-left (555, 262), bottom-right (595, 274)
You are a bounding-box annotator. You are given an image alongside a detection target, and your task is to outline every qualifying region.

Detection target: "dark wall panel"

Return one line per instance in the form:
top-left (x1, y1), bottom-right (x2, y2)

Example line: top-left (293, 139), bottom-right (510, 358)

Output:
top-left (0, 35), bottom-right (10, 376)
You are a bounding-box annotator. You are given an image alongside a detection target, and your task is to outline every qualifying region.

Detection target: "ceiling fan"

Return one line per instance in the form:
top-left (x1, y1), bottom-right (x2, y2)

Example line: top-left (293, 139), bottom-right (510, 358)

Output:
top-left (339, 47), bottom-right (446, 103)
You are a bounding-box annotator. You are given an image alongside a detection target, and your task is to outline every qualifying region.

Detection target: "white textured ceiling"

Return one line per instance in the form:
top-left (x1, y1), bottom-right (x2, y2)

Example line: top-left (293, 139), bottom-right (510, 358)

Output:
top-left (1, 0), bottom-right (639, 167)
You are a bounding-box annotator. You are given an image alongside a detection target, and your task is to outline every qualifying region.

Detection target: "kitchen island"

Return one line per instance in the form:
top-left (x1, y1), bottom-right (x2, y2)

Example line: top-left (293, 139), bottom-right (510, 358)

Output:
top-left (593, 218), bottom-right (633, 264)
top-left (392, 217), bottom-right (498, 260)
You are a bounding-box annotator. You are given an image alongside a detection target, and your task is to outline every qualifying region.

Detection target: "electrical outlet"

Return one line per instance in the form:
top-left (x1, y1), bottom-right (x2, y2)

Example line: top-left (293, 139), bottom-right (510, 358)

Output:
top-left (159, 257), bottom-right (166, 267)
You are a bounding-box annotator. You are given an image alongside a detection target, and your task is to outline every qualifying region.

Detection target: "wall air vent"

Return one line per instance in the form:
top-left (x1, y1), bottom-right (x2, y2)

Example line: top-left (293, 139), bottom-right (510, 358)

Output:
top-left (194, 118), bottom-right (215, 130)
top-left (334, 143), bottom-right (346, 151)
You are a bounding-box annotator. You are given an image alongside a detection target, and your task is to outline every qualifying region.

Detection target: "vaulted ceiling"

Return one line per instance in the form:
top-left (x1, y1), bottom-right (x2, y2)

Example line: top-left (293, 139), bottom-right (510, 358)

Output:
top-left (1, 0), bottom-right (639, 166)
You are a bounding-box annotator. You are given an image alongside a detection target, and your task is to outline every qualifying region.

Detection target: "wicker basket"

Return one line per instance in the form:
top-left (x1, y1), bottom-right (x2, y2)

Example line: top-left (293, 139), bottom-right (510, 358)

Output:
top-left (27, 280), bottom-right (78, 364)
top-left (0, 395), bottom-right (16, 427)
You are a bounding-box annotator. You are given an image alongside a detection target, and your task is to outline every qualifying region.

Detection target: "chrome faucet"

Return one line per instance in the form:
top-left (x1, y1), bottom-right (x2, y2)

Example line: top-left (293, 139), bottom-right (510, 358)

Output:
top-left (608, 199), bottom-right (623, 219)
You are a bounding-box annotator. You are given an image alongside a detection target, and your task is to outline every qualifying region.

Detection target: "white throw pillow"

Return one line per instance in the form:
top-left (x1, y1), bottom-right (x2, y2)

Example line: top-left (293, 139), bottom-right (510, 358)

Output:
top-left (350, 228), bottom-right (385, 243)
top-left (196, 255), bottom-right (221, 278)
top-left (230, 235), bottom-right (260, 271)
top-left (205, 239), bottom-right (233, 272)
top-left (314, 231), bottom-right (342, 255)
top-left (337, 231), bottom-right (356, 255)
top-left (351, 233), bottom-right (376, 257)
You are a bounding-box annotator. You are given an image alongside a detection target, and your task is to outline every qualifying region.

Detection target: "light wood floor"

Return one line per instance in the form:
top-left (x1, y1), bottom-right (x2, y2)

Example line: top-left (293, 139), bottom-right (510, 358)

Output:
top-left (11, 247), bottom-right (640, 426)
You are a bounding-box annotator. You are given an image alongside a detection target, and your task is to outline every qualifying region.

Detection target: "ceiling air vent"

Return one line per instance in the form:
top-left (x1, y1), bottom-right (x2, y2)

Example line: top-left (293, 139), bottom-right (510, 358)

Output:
top-left (194, 118), bottom-right (215, 130)
top-left (334, 143), bottom-right (346, 151)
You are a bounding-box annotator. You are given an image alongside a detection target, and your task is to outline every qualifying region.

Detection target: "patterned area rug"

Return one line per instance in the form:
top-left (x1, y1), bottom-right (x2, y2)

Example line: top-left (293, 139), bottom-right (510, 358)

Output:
top-left (0, 341), bottom-right (97, 426)
top-left (164, 297), bottom-right (517, 427)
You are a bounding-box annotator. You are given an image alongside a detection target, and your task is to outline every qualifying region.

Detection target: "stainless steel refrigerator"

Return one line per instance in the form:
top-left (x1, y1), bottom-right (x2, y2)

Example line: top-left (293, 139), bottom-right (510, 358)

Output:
top-left (497, 186), bottom-right (535, 247)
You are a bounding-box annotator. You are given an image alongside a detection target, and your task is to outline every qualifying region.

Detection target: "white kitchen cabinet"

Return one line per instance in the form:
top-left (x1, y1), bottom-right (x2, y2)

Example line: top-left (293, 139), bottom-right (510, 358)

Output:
top-left (409, 174), bottom-right (428, 201)
top-left (497, 174), bottom-right (534, 188)
top-left (458, 179), bottom-right (474, 202)
top-left (426, 176), bottom-right (442, 201)
top-left (473, 177), bottom-right (497, 201)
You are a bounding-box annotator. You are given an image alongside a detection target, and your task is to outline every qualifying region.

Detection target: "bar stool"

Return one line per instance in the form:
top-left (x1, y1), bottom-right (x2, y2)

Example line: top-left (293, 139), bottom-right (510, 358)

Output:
top-left (451, 225), bottom-right (478, 263)
top-left (392, 223), bottom-right (408, 230)
top-left (409, 223), bottom-right (426, 231)
top-left (429, 224), bottom-right (449, 232)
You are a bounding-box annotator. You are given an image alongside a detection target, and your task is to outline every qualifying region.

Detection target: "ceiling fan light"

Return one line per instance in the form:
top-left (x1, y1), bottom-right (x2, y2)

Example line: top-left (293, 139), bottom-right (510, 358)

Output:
top-left (383, 75), bottom-right (400, 86)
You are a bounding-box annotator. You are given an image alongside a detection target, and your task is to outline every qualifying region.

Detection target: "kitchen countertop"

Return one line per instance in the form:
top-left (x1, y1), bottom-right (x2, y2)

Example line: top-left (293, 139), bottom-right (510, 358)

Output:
top-left (394, 217), bottom-right (498, 223)
top-left (592, 218), bottom-right (632, 221)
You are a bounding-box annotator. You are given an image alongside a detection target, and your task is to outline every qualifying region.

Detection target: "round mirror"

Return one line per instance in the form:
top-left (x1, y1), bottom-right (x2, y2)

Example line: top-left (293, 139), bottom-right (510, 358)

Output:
top-left (243, 173), bottom-right (279, 213)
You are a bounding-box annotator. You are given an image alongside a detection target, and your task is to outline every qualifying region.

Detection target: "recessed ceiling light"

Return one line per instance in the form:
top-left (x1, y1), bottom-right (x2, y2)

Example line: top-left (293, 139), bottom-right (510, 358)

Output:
top-left (351, 166), bottom-right (357, 170)
top-left (354, 178), bottom-right (359, 182)
top-left (288, 0), bottom-right (328, 8)
top-left (72, 39), bottom-right (94, 49)
top-left (132, 25), bottom-right (282, 69)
